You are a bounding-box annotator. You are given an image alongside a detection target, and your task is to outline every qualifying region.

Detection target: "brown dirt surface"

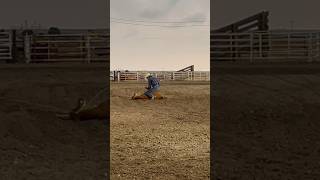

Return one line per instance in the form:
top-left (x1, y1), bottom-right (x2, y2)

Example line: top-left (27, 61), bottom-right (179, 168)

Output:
top-left (212, 62), bottom-right (320, 180)
top-left (0, 64), bottom-right (108, 180)
top-left (111, 81), bottom-right (210, 179)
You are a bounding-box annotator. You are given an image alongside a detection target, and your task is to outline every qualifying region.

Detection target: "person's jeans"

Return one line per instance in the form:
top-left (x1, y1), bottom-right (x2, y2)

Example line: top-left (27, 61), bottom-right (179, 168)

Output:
top-left (144, 86), bottom-right (160, 98)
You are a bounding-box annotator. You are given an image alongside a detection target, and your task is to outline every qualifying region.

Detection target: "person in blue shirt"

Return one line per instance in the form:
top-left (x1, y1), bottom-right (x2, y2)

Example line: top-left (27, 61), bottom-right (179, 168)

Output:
top-left (144, 73), bottom-right (160, 99)
top-left (132, 73), bottom-right (164, 100)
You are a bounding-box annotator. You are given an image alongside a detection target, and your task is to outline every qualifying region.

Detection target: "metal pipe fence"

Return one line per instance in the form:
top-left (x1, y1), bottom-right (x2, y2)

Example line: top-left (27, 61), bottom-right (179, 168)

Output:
top-left (211, 31), bottom-right (320, 62)
top-left (110, 71), bottom-right (210, 81)
top-left (0, 31), bottom-right (12, 61)
top-left (25, 33), bottom-right (109, 63)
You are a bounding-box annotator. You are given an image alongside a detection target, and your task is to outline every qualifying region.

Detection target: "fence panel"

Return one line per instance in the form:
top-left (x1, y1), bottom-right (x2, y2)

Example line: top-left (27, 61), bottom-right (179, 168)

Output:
top-left (27, 33), bottom-right (109, 63)
top-left (211, 31), bottom-right (320, 62)
top-left (111, 71), bottom-right (210, 81)
top-left (120, 72), bottom-right (139, 81)
top-left (0, 31), bottom-right (12, 60)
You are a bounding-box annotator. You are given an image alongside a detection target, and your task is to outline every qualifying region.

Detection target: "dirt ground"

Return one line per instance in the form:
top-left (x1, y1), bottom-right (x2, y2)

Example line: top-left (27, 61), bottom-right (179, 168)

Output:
top-left (110, 81), bottom-right (210, 179)
top-left (212, 62), bottom-right (320, 179)
top-left (0, 64), bottom-right (108, 180)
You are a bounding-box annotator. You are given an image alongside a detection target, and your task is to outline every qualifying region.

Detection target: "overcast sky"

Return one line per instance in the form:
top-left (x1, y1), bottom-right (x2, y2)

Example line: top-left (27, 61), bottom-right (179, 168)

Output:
top-left (111, 0), bottom-right (210, 71)
top-left (0, 0), bottom-right (108, 29)
top-left (213, 0), bottom-right (320, 30)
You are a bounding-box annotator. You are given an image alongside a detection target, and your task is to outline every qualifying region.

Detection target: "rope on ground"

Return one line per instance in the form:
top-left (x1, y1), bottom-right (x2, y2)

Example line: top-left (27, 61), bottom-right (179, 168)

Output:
top-left (86, 86), bottom-right (108, 108)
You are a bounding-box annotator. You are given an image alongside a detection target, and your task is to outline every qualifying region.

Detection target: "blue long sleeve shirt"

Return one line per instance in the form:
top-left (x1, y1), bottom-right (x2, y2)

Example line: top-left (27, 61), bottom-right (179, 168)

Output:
top-left (147, 76), bottom-right (160, 89)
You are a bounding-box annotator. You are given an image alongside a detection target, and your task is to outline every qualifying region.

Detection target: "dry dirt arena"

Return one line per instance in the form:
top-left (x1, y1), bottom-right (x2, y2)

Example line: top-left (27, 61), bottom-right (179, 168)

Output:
top-left (0, 64), bottom-right (108, 179)
top-left (111, 81), bottom-right (210, 179)
top-left (213, 62), bottom-right (320, 180)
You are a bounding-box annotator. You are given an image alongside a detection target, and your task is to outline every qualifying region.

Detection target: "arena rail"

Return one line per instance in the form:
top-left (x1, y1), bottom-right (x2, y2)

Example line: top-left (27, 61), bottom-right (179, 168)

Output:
top-left (25, 33), bottom-right (109, 63)
top-left (0, 31), bottom-right (12, 61)
top-left (110, 71), bottom-right (210, 81)
top-left (211, 31), bottom-right (320, 62)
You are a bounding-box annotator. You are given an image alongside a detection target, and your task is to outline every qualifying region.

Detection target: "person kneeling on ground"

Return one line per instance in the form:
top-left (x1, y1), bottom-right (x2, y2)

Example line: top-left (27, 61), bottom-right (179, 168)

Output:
top-left (132, 73), bottom-right (164, 100)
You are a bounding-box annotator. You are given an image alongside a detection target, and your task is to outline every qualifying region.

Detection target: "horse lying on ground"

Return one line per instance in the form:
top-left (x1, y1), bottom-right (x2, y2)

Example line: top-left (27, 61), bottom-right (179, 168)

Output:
top-left (131, 92), bottom-right (165, 100)
top-left (56, 98), bottom-right (107, 121)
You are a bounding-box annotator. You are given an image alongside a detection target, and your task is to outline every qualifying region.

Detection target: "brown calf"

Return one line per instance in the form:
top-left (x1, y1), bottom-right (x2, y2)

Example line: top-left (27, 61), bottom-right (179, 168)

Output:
top-left (131, 92), bottom-right (165, 100)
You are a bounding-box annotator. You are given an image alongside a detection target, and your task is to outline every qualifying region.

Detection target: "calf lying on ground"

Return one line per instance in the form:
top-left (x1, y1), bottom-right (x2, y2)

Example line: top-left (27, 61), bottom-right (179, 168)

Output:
top-left (131, 73), bottom-right (165, 100)
top-left (131, 91), bottom-right (165, 100)
top-left (56, 98), bottom-right (107, 120)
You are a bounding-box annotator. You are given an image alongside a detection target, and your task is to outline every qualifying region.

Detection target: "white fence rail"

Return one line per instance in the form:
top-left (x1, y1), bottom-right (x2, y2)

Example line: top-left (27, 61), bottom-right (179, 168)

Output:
top-left (111, 71), bottom-right (210, 81)
top-left (211, 31), bottom-right (320, 62)
top-left (25, 33), bottom-right (109, 63)
top-left (0, 31), bottom-right (12, 60)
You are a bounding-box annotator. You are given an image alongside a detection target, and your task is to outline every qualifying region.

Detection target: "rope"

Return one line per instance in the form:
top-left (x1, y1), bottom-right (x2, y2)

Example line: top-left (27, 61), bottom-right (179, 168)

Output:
top-left (86, 86), bottom-right (108, 108)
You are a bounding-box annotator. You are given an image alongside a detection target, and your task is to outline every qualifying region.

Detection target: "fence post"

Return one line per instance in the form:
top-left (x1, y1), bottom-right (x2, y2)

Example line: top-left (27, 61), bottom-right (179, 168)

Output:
top-left (24, 35), bottom-right (31, 63)
top-left (136, 72), bottom-right (139, 81)
top-left (86, 34), bottom-right (91, 63)
top-left (117, 71), bottom-right (120, 82)
top-left (268, 32), bottom-right (271, 60)
top-left (288, 33), bottom-right (291, 59)
top-left (11, 30), bottom-right (17, 63)
top-left (230, 34), bottom-right (234, 61)
top-left (308, 33), bottom-right (312, 62)
top-left (259, 33), bottom-right (262, 59)
top-left (250, 33), bottom-right (253, 62)
top-left (47, 37), bottom-right (50, 61)
top-left (317, 33), bottom-right (320, 61)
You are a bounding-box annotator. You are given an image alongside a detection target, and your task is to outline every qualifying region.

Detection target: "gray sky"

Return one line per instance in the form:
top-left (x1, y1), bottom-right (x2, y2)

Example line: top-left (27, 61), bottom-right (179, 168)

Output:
top-left (0, 0), bottom-right (108, 29)
top-left (111, 0), bottom-right (210, 71)
top-left (213, 0), bottom-right (320, 30)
